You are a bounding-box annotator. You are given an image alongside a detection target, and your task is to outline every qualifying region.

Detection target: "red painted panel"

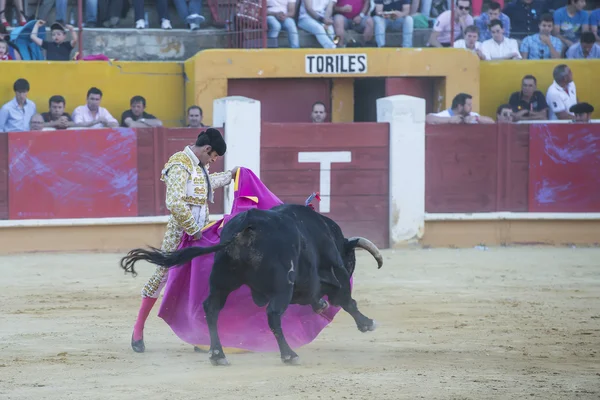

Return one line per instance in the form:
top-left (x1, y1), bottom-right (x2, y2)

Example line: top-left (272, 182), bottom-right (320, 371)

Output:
top-left (385, 78), bottom-right (435, 114)
top-left (262, 122), bottom-right (389, 148)
top-left (496, 123), bottom-right (529, 211)
top-left (228, 79), bottom-right (332, 122)
top-left (8, 128), bottom-right (138, 219)
top-left (0, 133), bottom-right (8, 219)
top-left (136, 128), bottom-right (158, 216)
top-left (528, 123), bottom-right (600, 212)
top-left (261, 147), bottom-right (388, 171)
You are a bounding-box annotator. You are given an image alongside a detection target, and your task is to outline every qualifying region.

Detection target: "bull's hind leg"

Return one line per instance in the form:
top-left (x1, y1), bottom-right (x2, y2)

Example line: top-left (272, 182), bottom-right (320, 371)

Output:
top-left (267, 290), bottom-right (299, 365)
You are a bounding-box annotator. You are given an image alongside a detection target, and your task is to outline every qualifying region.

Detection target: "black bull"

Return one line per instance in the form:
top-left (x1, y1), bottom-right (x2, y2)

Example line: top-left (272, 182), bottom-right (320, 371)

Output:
top-left (120, 203), bottom-right (383, 365)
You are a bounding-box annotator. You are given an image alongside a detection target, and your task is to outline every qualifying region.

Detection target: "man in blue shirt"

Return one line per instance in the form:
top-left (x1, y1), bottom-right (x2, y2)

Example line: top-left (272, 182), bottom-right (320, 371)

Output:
top-left (566, 31), bottom-right (600, 58)
top-left (589, 8), bottom-right (599, 42)
top-left (0, 79), bottom-right (37, 132)
top-left (553, 0), bottom-right (589, 50)
top-left (520, 13), bottom-right (563, 59)
top-left (476, 1), bottom-right (511, 41)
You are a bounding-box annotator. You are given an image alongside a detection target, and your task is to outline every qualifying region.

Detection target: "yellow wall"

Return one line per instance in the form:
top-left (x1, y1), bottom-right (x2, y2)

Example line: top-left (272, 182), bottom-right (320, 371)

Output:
top-left (480, 60), bottom-right (600, 120)
top-left (0, 61), bottom-right (185, 127)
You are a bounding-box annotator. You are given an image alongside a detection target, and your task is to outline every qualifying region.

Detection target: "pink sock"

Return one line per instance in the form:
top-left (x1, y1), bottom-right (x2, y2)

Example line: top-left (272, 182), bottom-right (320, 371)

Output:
top-left (133, 297), bottom-right (158, 341)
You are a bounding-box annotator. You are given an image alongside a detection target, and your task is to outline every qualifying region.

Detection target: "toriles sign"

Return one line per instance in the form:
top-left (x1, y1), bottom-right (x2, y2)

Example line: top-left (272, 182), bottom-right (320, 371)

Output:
top-left (305, 54), bottom-right (368, 75)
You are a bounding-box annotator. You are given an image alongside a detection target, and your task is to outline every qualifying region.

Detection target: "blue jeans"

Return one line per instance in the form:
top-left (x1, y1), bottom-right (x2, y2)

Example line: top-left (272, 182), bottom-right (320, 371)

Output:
top-left (267, 15), bottom-right (300, 48)
top-left (298, 16), bottom-right (336, 49)
top-left (373, 15), bottom-right (413, 48)
top-left (419, 0), bottom-right (451, 18)
top-left (172, 0), bottom-right (202, 23)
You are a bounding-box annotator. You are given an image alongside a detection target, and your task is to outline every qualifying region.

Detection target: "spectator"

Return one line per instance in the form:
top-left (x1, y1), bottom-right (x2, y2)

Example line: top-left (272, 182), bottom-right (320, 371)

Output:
top-left (566, 31), bottom-right (600, 58)
top-left (428, 0), bottom-right (474, 47)
top-left (373, 0), bottom-right (413, 48)
top-left (553, 0), bottom-right (589, 50)
top-left (425, 93), bottom-right (495, 124)
top-left (172, 0), bottom-right (205, 31)
top-left (267, 0), bottom-right (300, 48)
top-left (590, 7), bottom-right (599, 42)
top-left (520, 13), bottom-right (562, 59)
top-left (508, 75), bottom-right (549, 121)
top-left (502, 0), bottom-right (547, 40)
top-left (133, 0), bottom-right (171, 29)
top-left (0, 0), bottom-right (27, 26)
top-left (481, 20), bottom-right (521, 60)
top-left (417, 0), bottom-right (451, 20)
top-left (475, 1), bottom-right (511, 41)
top-left (72, 87), bottom-right (119, 128)
top-left (121, 96), bottom-right (163, 128)
top-left (0, 38), bottom-right (12, 60)
top-left (311, 101), bottom-right (327, 123)
top-left (42, 95), bottom-right (76, 130)
top-left (0, 78), bottom-right (36, 133)
top-left (569, 102), bottom-right (594, 123)
top-left (29, 114), bottom-right (46, 131)
top-left (334, 0), bottom-right (374, 47)
top-left (453, 25), bottom-right (485, 59)
top-left (496, 103), bottom-right (514, 122)
top-left (546, 64), bottom-right (578, 120)
top-left (30, 21), bottom-right (77, 61)
top-left (298, 0), bottom-right (337, 49)
top-left (187, 105), bottom-right (206, 128)
top-left (37, 0), bottom-right (68, 25)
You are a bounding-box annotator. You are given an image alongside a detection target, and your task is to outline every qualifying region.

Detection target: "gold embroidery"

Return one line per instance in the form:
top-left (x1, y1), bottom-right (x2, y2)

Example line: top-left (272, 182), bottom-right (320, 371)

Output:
top-left (182, 195), bottom-right (206, 206)
top-left (210, 171), bottom-right (233, 190)
top-left (164, 164), bottom-right (201, 236)
top-left (160, 152), bottom-right (194, 181)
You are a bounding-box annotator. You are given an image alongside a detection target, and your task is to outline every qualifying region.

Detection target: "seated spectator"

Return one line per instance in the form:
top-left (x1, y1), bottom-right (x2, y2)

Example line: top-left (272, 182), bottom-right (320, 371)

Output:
top-left (453, 25), bottom-right (485, 59)
top-left (334, 0), bottom-right (374, 47)
top-left (496, 104), bottom-right (514, 122)
top-left (187, 105), bottom-right (206, 128)
top-left (590, 8), bottom-right (599, 42)
top-left (569, 102), bottom-right (594, 123)
top-left (475, 1), bottom-right (511, 41)
top-left (502, 0), bottom-right (546, 40)
top-left (508, 75), bottom-right (548, 121)
top-left (0, 26), bottom-right (21, 60)
top-left (428, 0), bottom-right (474, 47)
top-left (481, 20), bottom-right (521, 60)
top-left (311, 101), bottom-right (327, 123)
top-left (41, 95), bottom-right (75, 130)
top-left (0, 78), bottom-right (36, 132)
top-left (121, 96), bottom-right (163, 128)
top-left (425, 93), bottom-right (495, 124)
top-left (566, 31), bottom-right (600, 59)
top-left (30, 21), bottom-right (77, 61)
top-left (298, 0), bottom-right (337, 49)
top-left (72, 87), bottom-right (119, 128)
top-left (0, 39), bottom-right (13, 60)
top-left (29, 114), bottom-right (46, 131)
top-left (267, 0), bottom-right (300, 48)
top-left (553, 0), bottom-right (589, 50)
top-left (373, 0), bottom-right (413, 48)
top-left (520, 13), bottom-right (562, 59)
top-left (546, 64), bottom-right (578, 120)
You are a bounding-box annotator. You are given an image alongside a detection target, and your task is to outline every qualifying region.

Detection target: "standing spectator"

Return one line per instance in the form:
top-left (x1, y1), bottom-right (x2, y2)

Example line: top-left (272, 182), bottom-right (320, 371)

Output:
top-left (569, 102), bottom-right (594, 123)
top-left (590, 7), bottom-right (599, 42)
top-left (311, 101), bottom-right (327, 123)
top-left (0, 0), bottom-right (27, 26)
top-left (0, 79), bottom-right (36, 133)
top-left (172, 0), bottom-right (205, 31)
top-left (133, 0), bottom-right (171, 29)
top-left (298, 0), bottom-right (337, 49)
top-left (553, 0), bottom-right (589, 50)
top-left (72, 87), bottom-right (119, 128)
top-left (480, 20), bottom-right (521, 60)
top-left (187, 105), bottom-right (206, 128)
top-left (373, 0), bottom-right (413, 48)
top-left (37, 0), bottom-right (68, 25)
top-left (519, 13), bottom-right (562, 59)
top-left (334, 0), bottom-right (374, 47)
top-left (425, 93), bottom-right (495, 124)
top-left (453, 25), bottom-right (485, 59)
top-left (121, 96), bottom-right (163, 128)
top-left (496, 104), bottom-right (514, 122)
top-left (267, 0), bottom-right (300, 48)
top-left (502, 0), bottom-right (547, 40)
top-left (508, 75), bottom-right (549, 121)
top-left (428, 0), bottom-right (474, 47)
top-left (566, 31), bottom-right (600, 58)
top-left (475, 1), bottom-right (511, 41)
top-left (546, 64), bottom-right (578, 121)
top-left (30, 21), bottom-right (77, 61)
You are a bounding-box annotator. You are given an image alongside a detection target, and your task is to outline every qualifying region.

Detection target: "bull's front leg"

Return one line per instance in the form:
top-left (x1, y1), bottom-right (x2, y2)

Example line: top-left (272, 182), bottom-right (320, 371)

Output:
top-left (341, 297), bottom-right (377, 333)
top-left (202, 290), bottom-right (231, 366)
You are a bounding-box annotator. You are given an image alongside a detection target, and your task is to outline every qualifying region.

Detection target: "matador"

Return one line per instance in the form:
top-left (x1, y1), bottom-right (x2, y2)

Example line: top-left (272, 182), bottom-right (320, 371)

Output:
top-left (131, 128), bottom-right (238, 353)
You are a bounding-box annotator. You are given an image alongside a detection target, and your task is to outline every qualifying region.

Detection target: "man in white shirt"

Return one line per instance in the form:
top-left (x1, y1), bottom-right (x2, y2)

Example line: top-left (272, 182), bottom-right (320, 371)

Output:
top-left (453, 25), bottom-right (485, 60)
top-left (71, 87), bottom-right (119, 129)
top-left (426, 92), bottom-right (495, 124)
top-left (481, 20), bottom-right (521, 60)
top-left (298, 0), bottom-right (337, 48)
top-left (546, 64), bottom-right (578, 120)
top-left (267, 0), bottom-right (300, 48)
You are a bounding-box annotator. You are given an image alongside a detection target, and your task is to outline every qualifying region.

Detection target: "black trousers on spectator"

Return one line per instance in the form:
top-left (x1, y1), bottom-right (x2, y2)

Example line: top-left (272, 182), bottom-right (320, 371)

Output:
top-left (98, 0), bottom-right (128, 23)
top-left (133, 0), bottom-right (168, 22)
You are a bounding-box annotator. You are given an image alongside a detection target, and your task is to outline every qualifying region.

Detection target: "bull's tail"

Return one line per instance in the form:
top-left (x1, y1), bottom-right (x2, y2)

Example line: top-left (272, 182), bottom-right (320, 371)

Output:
top-left (119, 238), bottom-right (235, 277)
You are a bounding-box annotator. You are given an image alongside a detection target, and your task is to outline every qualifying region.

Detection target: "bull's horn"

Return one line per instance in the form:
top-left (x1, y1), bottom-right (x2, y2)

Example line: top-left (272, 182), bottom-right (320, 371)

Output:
top-left (348, 237), bottom-right (383, 269)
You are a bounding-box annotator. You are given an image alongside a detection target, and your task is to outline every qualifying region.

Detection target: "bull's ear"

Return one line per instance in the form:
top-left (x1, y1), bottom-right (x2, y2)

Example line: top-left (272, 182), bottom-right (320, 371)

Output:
top-left (344, 238), bottom-right (359, 252)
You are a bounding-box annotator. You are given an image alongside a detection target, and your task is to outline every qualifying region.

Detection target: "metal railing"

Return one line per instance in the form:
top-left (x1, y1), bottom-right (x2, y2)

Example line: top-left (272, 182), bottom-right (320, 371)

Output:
top-left (208, 0), bottom-right (267, 49)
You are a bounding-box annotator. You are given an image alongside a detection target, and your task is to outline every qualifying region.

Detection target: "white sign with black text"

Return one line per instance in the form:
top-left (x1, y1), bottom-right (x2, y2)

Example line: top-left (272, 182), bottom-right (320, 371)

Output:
top-left (305, 54), bottom-right (368, 75)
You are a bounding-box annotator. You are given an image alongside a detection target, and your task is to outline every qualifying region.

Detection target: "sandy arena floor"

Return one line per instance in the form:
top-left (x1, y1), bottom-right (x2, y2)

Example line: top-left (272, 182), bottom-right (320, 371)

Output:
top-left (0, 247), bottom-right (599, 400)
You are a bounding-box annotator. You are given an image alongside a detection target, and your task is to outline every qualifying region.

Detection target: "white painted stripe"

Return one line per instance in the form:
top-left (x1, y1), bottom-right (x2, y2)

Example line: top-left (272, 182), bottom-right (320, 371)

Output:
top-left (425, 212), bottom-right (600, 221)
top-left (0, 214), bottom-right (225, 228)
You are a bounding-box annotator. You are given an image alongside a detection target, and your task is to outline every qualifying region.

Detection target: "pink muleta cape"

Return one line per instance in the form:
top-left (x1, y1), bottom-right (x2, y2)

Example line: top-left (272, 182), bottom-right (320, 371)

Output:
top-left (158, 167), bottom-right (343, 352)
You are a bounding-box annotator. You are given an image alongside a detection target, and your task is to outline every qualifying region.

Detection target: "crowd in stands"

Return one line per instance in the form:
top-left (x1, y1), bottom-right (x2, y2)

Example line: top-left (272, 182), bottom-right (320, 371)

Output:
top-left (0, 79), bottom-right (208, 132)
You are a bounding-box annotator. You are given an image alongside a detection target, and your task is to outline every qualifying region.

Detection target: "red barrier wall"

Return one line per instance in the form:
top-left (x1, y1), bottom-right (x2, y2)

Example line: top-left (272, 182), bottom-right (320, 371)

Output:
top-left (0, 133), bottom-right (8, 219)
top-left (528, 123), bottom-right (600, 212)
top-left (425, 123), bottom-right (530, 213)
top-left (260, 122), bottom-right (390, 248)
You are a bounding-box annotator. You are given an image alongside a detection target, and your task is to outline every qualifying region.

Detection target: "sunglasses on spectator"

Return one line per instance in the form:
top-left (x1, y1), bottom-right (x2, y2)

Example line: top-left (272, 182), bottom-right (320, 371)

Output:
top-left (458, 6), bottom-right (470, 10)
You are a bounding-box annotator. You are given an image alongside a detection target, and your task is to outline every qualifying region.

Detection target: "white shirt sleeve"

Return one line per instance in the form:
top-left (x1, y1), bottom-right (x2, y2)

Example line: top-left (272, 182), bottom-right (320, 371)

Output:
top-left (546, 89), bottom-right (565, 114)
